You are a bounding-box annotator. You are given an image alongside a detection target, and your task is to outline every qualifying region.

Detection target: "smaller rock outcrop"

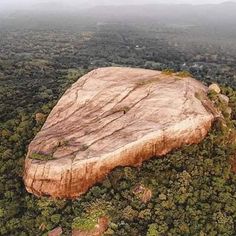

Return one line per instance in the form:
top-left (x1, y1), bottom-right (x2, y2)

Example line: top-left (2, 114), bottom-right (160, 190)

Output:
top-left (209, 83), bottom-right (221, 94)
top-left (218, 94), bottom-right (229, 105)
top-left (133, 185), bottom-right (152, 203)
top-left (48, 227), bottom-right (62, 236)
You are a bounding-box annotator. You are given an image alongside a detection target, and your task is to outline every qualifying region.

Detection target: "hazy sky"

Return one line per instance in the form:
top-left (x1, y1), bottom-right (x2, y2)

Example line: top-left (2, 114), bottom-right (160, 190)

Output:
top-left (1, 0), bottom-right (236, 11)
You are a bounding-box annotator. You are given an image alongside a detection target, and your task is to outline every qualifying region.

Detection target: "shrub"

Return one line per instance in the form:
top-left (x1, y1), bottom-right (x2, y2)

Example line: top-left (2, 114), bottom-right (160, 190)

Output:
top-left (30, 152), bottom-right (54, 161)
top-left (176, 71), bottom-right (193, 78)
top-left (162, 69), bottom-right (175, 75)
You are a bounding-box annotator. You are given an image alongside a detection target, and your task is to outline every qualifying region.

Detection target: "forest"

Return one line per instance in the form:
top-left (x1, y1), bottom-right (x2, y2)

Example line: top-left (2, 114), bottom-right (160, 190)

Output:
top-left (0, 15), bottom-right (236, 236)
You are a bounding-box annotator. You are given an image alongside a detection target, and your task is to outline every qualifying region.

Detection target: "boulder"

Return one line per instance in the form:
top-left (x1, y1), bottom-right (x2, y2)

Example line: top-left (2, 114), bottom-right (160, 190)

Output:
top-left (133, 185), bottom-right (152, 203)
top-left (24, 67), bottom-right (219, 198)
top-left (218, 94), bottom-right (229, 105)
top-left (209, 83), bottom-right (221, 94)
top-left (48, 227), bottom-right (62, 236)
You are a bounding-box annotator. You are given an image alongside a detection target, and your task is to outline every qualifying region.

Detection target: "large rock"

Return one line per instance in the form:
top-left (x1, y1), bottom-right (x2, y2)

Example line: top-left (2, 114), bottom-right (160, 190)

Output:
top-left (24, 67), bottom-right (219, 198)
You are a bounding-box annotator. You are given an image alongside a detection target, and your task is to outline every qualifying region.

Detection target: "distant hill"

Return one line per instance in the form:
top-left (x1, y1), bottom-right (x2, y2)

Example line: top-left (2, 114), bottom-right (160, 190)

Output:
top-left (1, 2), bottom-right (236, 29)
top-left (82, 2), bottom-right (236, 26)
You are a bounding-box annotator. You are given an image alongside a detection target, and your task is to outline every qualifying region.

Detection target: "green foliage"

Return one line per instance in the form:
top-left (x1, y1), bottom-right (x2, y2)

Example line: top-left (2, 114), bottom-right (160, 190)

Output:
top-left (176, 70), bottom-right (193, 78)
top-left (162, 68), bottom-right (175, 75)
top-left (30, 152), bottom-right (54, 161)
top-left (50, 214), bottom-right (61, 224)
top-left (146, 223), bottom-right (158, 236)
top-left (72, 210), bottom-right (105, 231)
top-left (66, 69), bottom-right (84, 83)
top-left (208, 90), bottom-right (218, 101)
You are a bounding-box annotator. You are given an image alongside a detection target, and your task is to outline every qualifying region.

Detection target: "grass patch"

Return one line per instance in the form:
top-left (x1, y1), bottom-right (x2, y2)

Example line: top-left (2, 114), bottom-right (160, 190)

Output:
top-left (161, 69), bottom-right (175, 75)
top-left (207, 90), bottom-right (218, 101)
top-left (208, 90), bottom-right (232, 121)
top-left (58, 139), bottom-right (69, 147)
top-left (72, 210), bottom-right (105, 231)
top-left (30, 152), bottom-right (54, 161)
top-left (176, 71), bottom-right (193, 78)
top-left (162, 69), bottom-right (192, 78)
top-left (72, 200), bottom-right (111, 231)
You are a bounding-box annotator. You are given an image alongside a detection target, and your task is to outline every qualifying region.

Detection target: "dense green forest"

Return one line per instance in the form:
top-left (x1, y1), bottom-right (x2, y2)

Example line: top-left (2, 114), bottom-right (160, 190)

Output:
top-left (0, 20), bottom-right (236, 236)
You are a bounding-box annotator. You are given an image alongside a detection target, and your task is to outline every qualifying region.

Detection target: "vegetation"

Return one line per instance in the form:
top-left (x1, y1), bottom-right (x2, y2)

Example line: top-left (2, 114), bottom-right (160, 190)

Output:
top-left (162, 69), bottom-right (175, 75)
top-left (30, 153), bottom-right (55, 161)
top-left (0, 18), bottom-right (236, 236)
top-left (72, 200), bottom-right (110, 232)
top-left (176, 71), bottom-right (193, 78)
top-left (72, 210), bottom-right (105, 231)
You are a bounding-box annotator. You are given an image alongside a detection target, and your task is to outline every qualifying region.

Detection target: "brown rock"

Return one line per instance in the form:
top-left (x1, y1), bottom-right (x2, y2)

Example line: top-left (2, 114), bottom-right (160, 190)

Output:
top-left (133, 185), bottom-right (152, 203)
top-left (231, 157), bottom-right (236, 174)
top-left (48, 227), bottom-right (62, 236)
top-left (218, 94), bottom-right (229, 105)
top-left (24, 67), bottom-right (219, 198)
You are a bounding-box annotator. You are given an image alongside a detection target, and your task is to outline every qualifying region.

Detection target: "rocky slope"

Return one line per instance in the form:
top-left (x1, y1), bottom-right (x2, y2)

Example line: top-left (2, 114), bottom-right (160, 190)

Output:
top-left (24, 67), bottom-right (219, 198)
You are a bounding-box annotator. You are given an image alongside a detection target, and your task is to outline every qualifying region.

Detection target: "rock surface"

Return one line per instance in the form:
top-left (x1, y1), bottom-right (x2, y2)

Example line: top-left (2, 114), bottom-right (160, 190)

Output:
top-left (24, 67), bottom-right (219, 198)
top-left (133, 185), bottom-right (152, 203)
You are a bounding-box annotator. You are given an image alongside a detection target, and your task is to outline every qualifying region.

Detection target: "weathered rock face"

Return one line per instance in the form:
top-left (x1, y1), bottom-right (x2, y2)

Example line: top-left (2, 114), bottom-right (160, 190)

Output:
top-left (24, 67), bottom-right (219, 198)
